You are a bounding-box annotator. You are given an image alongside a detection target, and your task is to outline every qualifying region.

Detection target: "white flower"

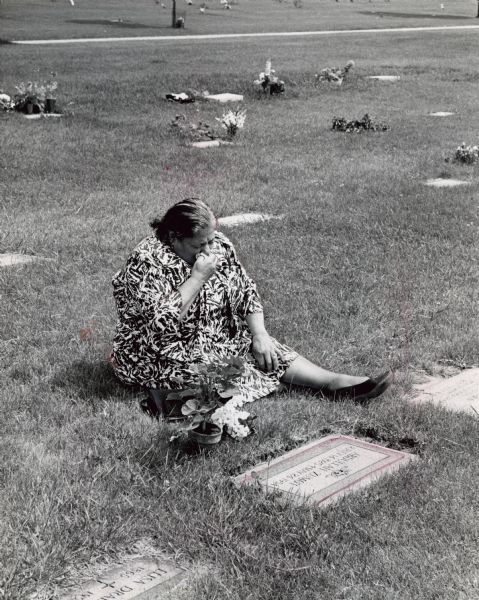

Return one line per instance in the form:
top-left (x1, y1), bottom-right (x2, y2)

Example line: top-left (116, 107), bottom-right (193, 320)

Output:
top-left (215, 109), bottom-right (246, 137)
top-left (210, 395), bottom-right (251, 439)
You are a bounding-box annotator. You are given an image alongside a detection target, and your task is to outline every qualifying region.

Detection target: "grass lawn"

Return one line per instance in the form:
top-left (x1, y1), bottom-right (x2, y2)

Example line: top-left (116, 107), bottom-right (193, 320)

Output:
top-left (1, 3), bottom-right (479, 599)
top-left (0, 0), bottom-right (477, 40)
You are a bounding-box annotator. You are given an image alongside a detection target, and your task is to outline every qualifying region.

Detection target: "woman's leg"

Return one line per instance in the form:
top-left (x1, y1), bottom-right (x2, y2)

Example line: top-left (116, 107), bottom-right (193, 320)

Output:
top-left (281, 355), bottom-right (368, 391)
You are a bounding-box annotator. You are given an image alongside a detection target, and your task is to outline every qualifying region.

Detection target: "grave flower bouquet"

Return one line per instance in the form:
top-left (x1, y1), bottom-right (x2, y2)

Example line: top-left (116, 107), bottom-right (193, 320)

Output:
top-left (454, 142), bottom-right (479, 164)
top-left (216, 109), bottom-right (246, 138)
top-left (0, 92), bottom-right (14, 111)
top-left (315, 60), bottom-right (355, 87)
top-left (253, 59), bottom-right (285, 95)
top-left (332, 113), bottom-right (389, 133)
top-left (13, 78), bottom-right (58, 114)
top-left (168, 355), bottom-right (255, 441)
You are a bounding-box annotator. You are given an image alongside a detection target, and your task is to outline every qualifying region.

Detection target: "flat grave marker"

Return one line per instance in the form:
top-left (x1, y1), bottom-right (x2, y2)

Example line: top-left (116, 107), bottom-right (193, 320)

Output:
top-left (368, 75), bottom-right (400, 82)
top-left (218, 213), bottom-right (284, 227)
top-left (233, 435), bottom-right (417, 508)
top-left (190, 140), bottom-right (220, 148)
top-left (428, 111), bottom-right (455, 117)
top-left (60, 556), bottom-right (187, 600)
top-left (23, 113), bottom-right (64, 119)
top-left (0, 253), bottom-right (51, 267)
top-left (411, 368), bottom-right (479, 416)
top-left (425, 178), bottom-right (469, 188)
top-left (204, 92), bottom-right (244, 103)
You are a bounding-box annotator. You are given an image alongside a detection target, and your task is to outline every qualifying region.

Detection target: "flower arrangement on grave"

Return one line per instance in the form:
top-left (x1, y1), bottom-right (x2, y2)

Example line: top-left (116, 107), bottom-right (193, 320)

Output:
top-left (453, 142), bottom-right (479, 165)
top-left (315, 60), bottom-right (355, 87)
top-left (254, 60), bottom-right (285, 95)
top-left (13, 78), bottom-right (58, 114)
top-left (170, 114), bottom-right (216, 141)
top-left (0, 91), bottom-right (14, 111)
top-left (167, 355), bottom-right (255, 444)
top-left (332, 113), bottom-right (389, 133)
top-left (215, 109), bottom-right (246, 138)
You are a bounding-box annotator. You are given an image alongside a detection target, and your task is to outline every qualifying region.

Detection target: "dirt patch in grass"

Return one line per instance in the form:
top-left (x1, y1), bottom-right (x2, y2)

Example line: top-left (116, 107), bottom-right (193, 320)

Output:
top-left (354, 423), bottom-right (426, 454)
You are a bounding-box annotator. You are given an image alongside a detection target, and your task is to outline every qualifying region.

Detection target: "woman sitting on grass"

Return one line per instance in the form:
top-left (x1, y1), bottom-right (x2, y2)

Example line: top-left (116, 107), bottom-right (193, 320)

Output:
top-left (111, 198), bottom-right (392, 405)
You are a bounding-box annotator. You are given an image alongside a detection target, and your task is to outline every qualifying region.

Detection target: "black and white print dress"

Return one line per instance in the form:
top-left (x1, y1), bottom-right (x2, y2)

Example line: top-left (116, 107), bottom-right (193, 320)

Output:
top-left (111, 232), bottom-right (298, 402)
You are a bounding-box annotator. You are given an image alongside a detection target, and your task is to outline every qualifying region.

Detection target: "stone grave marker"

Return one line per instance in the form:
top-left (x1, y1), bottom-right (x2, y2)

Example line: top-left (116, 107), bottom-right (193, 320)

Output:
top-left (0, 253), bottom-right (51, 267)
top-left (368, 75), bottom-right (400, 82)
top-left (425, 178), bottom-right (469, 188)
top-left (204, 93), bottom-right (244, 103)
top-left (428, 111), bottom-right (455, 117)
top-left (190, 140), bottom-right (220, 148)
top-left (411, 368), bottom-right (479, 416)
top-left (23, 113), bottom-right (64, 119)
top-left (218, 213), bottom-right (284, 227)
top-left (233, 435), bottom-right (417, 508)
top-left (60, 556), bottom-right (187, 600)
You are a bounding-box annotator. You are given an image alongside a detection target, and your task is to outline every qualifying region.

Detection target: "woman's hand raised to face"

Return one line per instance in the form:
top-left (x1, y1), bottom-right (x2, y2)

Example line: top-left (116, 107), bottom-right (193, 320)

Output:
top-left (191, 251), bottom-right (218, 282)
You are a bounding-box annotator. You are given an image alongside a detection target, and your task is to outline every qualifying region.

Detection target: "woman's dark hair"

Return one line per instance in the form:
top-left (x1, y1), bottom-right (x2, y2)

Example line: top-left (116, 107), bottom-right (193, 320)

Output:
top-left (150, 198), bottom-right (216, 243)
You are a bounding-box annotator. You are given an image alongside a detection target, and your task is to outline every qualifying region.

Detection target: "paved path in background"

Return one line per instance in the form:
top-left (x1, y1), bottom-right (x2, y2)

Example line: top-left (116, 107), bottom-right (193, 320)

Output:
top-left (11, 24), bottom-right (479, 45)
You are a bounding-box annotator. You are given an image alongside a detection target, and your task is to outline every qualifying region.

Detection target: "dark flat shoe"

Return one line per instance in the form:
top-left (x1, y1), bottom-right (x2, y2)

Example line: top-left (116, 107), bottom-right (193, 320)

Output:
top-left (332, 371), bottom-right (393, 403)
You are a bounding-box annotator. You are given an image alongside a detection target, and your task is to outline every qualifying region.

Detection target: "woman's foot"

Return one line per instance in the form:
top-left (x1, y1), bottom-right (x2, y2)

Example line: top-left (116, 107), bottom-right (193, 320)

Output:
top-left (330, 371), bottom-right (393, 403)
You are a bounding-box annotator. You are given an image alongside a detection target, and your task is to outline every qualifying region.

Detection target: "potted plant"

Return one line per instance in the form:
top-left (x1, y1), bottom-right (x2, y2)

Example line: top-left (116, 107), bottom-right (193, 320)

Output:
top-left (253, 59), bottom-right (285, 96)
top-left (44, 79), bottom-right (58, 114)
top-left (166, 355), bottom-right (247, 446)
top-left (13, 82), bottom-right (44, 114)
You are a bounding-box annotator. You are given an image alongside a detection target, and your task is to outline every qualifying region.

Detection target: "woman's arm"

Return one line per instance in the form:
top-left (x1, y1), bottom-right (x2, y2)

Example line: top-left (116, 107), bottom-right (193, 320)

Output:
top-left (178, 255), bottom-right (216, 319)
top-left (246, 312), bottom-right (279, 372)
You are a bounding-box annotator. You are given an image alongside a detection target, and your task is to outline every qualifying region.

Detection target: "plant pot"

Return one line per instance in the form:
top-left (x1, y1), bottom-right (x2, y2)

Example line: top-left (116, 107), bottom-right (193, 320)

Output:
top-left (44, 98), bottom-right (56, 114)
top-left (189, 423), bottom-right (222, 446)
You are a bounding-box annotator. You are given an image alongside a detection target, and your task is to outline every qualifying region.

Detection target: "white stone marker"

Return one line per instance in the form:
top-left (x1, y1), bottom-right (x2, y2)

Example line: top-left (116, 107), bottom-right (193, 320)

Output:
top-left (0, 253), bottom-right (50, 267)
top-left (428, 111), bottom-right (455, 117)
top-left (425, 178), bottom-right (469, 188)
top-left (204, 93), bottom-right (244, 103)
top-left (190, 140), bottom-right (221, 148)
top-left (218, 213), bottom-right (284, 227)
top-left (368, 75), bottom-right (400, 82)
top-left (60, 557), bottom-right (187, 600)
top-left (411, 368), bottom-right (479, 416)
top-left (233, 435), bottom-right (417, 508)
top-left (23, 113), bottom-right (64, 119)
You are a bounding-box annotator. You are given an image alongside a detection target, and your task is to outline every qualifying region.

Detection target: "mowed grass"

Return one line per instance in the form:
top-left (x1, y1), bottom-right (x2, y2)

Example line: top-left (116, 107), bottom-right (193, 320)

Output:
top-left (1, 12), bottom-right (479, 600)
top-left (0, 0), bottom-right (476, 40)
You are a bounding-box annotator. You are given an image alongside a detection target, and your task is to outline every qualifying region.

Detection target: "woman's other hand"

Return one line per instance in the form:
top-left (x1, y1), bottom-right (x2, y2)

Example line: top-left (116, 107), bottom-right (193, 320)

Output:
top-left (191, 252), bottom-right (218, 282)
top-left (252, 332), bottom-right (279, 372)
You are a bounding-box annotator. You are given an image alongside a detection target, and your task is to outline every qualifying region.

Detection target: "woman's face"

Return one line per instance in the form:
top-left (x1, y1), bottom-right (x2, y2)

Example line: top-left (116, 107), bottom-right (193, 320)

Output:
top-left (171, 221), bottom-right (216, 265)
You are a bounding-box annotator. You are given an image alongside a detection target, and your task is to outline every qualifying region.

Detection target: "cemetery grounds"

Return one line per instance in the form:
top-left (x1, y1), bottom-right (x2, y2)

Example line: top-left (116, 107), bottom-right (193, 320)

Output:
top-left (1, 0), bottom-right (479, 598)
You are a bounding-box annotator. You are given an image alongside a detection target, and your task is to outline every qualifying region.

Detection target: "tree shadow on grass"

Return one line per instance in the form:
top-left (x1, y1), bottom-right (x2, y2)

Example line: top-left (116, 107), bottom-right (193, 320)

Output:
top-left (66, 19), bottom-right (171, 30)
top-left (50, 359), bottom-right (141, 404)
top-left (359, 11), bottom-right (471, 20)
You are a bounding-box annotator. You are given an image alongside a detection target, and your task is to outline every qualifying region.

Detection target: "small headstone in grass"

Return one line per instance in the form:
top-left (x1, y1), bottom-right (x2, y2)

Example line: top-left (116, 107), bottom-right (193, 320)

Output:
top-left (411, 368), bottom-right (479, 416)
top-left (190, 140), bottom-right (221, 148)
top-left (23, 113), bottom-right (64, 119)
top-left (425, 178), bottom-right (469, 188)
top-left (428, 111), bottom-right (455, 117)
top-left (60, 556), bottom-right (187, 600)
top-left (0, 253), bottom-right (51, 267)
top-left (204, 93), bottom-right (244, 103)
top-left (368, 75), bottom-right (400, 82)
top-left (232, 435), bottom-right (417, 508)
top-left (189, 139), bottom-right (221, 149)
top-left (218, 213), bottom-right (284, 227)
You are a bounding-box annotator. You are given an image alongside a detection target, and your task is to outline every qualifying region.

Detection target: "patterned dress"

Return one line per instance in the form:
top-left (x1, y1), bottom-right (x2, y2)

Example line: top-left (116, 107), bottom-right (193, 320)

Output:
top-left (111, 231), bottom-right (298, 402)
